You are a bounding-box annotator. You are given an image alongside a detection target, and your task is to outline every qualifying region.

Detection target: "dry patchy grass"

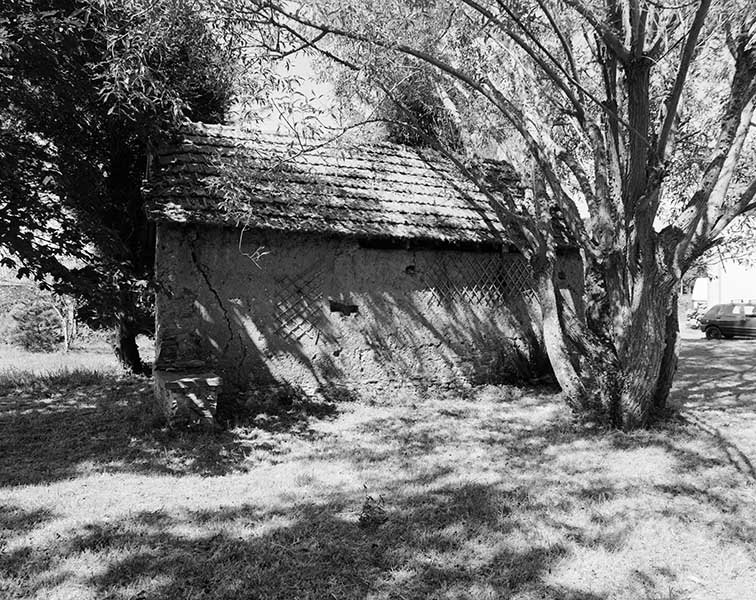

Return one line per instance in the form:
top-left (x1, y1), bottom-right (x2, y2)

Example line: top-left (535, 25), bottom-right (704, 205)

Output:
top-left (0, 345), bottom-right (120, 396)
top-left (1, 341), bottom-right (756, 599)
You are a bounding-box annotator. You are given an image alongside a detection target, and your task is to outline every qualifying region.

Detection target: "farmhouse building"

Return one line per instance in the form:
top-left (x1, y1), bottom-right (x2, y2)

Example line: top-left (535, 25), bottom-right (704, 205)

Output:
top-left (144, 123), bottom-right (583, 426)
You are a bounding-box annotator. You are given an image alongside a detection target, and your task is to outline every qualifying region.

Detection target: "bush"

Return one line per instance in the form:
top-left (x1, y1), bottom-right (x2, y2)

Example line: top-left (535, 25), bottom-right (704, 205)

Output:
top-left (9, 298), bottom-right (63, 352)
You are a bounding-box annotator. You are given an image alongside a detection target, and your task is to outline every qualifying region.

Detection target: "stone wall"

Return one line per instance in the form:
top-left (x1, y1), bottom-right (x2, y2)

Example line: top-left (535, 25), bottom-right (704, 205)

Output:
top-left (154, 224), bottom-right (582, 403)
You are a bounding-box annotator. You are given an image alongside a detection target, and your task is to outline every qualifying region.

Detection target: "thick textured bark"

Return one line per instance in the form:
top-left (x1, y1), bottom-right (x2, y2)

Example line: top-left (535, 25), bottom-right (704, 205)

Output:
top-left (624, 60), bottom-right (650, 214)
top-left (539, 247), bottom-right (679, 429)
top-left (651, 296), bottom-right (680, 418)
top-left (116, 316), bottom-right (144, 375)
top-left (615, 284), bottom-right (669, 428)
top-left (534, 269), bottom-right (588, 406)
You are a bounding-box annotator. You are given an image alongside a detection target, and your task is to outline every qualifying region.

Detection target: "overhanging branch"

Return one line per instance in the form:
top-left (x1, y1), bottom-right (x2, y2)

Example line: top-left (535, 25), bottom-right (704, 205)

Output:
top-left (656, 0), bottom-right (712, 163)
top-left (253, 0), bottom-right (597, 255)
top-left (562, 0), bottom-right (631, 62)
top-left (459, 0), bottom-right (587, 123)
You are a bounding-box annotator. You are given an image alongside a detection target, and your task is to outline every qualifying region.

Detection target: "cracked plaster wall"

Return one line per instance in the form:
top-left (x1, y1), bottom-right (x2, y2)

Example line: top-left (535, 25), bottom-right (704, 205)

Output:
top-left (155, 224), bottom-right (581, 399)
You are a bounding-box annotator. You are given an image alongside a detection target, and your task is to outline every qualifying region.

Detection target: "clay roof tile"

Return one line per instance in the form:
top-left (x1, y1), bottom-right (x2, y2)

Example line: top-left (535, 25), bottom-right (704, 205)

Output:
top-left (143, 122), bottom-right (525, 246)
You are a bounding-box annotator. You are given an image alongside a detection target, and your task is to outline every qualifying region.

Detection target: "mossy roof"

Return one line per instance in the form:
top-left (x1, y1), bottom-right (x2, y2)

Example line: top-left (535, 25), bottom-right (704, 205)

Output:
top-left (143, 122), bottom-right (525, 246)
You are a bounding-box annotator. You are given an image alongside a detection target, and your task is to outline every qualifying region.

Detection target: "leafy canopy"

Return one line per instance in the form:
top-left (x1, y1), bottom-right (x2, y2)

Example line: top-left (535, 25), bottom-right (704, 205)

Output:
top-left (1, 0), bottom-right (236, 326)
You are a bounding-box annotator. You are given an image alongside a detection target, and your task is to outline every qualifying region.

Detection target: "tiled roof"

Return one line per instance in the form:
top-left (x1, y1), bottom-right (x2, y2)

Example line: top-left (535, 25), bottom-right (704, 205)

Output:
top-left (143, 122), bottom-right (523, 246)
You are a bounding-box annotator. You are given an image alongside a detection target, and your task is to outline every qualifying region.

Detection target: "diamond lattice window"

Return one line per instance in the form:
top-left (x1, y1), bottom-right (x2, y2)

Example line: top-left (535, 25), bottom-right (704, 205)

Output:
top-left (272, 266), bottom-right (326, 341)
top-left (422, 253), bottom-right (533, 308)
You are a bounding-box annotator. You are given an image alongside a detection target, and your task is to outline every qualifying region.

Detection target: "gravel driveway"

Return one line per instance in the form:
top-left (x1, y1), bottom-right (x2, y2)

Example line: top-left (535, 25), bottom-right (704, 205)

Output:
top-left (672, 326), bottom-right (756, 480)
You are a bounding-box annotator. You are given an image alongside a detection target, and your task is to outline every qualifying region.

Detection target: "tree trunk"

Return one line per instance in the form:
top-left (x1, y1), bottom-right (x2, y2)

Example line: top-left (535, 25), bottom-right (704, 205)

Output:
top-left (116, 315), bottom-right (144, 375)
top-left (651, 294), bottom-right (680, 418)
top-left (61, 300), bottom-right (76, 353)
top-left (62, 314), bottom-right (69, 353)
top-left (614, 288), bottom-right (669, 428)
top-left (51, 300), bottom-right (71, 353)
top-left (538, 252), bottom-right (678, 429)
top-left (67, 302), bottom-right (77, 350)
top-left (535, 269), bottom-right (588, 405)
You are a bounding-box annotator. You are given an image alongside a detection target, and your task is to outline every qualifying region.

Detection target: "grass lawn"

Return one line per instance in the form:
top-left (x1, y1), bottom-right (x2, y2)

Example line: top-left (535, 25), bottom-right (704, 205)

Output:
top-left (1, 339), bottom-right (755, 599)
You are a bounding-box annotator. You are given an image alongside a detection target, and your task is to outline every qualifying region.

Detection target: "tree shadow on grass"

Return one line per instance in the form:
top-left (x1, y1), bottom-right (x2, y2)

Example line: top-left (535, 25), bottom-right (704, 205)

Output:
top-left (3, 383), bottom-right (753, 598)
top-left (0, 505), bottom-right (56, 535)
top-left (0, 374), bottom-right (337, 487)
top-left (1, 486), bottom-right (607, 600)
top-left (327, 388), bottom-right (755, 540)
top-left (670, 338), bottom-right (756, 483)
top-left (671, 338), bottom-right (756, 415)
top-left (3, 345), bottom-right (756, 598)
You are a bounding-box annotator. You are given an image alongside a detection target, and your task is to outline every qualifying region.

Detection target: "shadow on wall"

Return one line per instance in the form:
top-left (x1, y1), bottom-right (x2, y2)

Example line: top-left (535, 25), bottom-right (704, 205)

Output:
top-left (169, 229), bottom-right (556, 416)
top-left (219, 279), bottom-right (547, 411)
top-left (158, 230), bottom-right (355, 416)
top-left (358, 289), bottom-right (546, 387)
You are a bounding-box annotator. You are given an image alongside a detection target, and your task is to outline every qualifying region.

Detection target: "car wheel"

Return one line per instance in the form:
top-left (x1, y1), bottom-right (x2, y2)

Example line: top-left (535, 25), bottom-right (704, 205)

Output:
top-left (706, 326), bottom-right (722, 340)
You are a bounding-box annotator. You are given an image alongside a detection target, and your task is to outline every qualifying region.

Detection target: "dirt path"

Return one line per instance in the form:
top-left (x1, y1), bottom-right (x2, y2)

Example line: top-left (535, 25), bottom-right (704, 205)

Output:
top-left (672, 328), bottom-right (756, 481)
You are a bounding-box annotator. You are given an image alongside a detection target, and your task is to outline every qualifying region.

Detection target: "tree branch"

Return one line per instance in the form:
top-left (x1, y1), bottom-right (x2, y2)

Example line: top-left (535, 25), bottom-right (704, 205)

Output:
top-left (562, 0), bottom-right (631, 62)
top-left (253, 0), bottom-right (597, 255)
top-left (709, 177), bottom-right (756, 240)
top-left (534, 0), bottom-right (581, 86)
top-left (629, 0), bottom-right (648, 58)
top-left (557, 147), bottom-right (597, 212)
top-left (459, 0), bottom-right (587, 123)
top-left (656, 0), bottom-right (712, 163)
top-left (466, 0), bottom-right (644, 142)
top-left (647, 11), bottom-right (681, 58)
top-left (675, 39), bottom-right (756, 263)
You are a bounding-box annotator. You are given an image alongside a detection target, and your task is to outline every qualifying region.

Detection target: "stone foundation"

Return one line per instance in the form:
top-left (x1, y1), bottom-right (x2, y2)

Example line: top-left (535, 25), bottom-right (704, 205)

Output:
top-left (154, 371), bottom-right (222, 429)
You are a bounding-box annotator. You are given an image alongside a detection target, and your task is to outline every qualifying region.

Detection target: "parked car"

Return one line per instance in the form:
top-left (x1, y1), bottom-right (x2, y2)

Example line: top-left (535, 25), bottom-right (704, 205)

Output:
top-left (698, 303), bottom-right (756, 339)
